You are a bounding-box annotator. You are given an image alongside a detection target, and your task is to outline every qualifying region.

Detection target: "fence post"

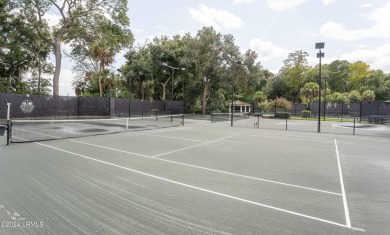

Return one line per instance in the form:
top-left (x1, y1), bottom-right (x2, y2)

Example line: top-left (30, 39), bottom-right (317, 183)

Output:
top-left (376, 101), bottom-right (380, 124)
top-left (128, 99), bottom-right (131, 118)
top-left (286, 117), bottom-right (288, 130)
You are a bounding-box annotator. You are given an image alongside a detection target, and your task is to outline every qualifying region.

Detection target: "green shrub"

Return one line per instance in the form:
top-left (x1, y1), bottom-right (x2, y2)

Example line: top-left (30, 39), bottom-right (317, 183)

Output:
top-left (275, 112), bottom-right (290, 119)
top-left (302, 110), bottom-right (311, 118)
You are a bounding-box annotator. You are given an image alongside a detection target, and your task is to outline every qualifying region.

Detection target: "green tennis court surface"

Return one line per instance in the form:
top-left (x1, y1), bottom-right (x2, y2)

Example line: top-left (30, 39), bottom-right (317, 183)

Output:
top-left (1, 119), bottom-right (389, 234)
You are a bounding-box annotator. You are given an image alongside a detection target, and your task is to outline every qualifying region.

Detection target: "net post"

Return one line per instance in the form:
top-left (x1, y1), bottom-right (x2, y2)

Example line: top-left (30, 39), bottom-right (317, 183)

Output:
top-left (126, 118), bottom-right (129, 132)
top-left (211, 113), bottom-right (214, 123)
top-left (156, 112), bottom-right (158, 122)
top-left (182, 114), bottom-right (184, 126)
top-left (257, 115), bottom-right (259, 128)
top-left (286, 116), bottom-right (288, 130)
top-left (6, 120), bottom-right (11, 145)
top-left (171, 113), bottom-right (173, 123)
top-left (7, 103), bottom-right (11, 120)
top-left (353, 118), bottom-right (356, 135)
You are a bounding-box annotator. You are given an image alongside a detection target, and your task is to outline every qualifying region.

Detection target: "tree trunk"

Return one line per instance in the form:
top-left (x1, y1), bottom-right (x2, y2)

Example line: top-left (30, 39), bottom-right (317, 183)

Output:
top-left (52, 38), bottom-right (62, 96)
top-left (98, 68), bottom-right (103, 97)
top-left (141, 81), bottom-right (145, 100)
top-left (161, 77), bottom-right (170, 101)
top-left (202, 82), bottom-right (209, 115)
top-left (38, 58), bottom-right (41, 93)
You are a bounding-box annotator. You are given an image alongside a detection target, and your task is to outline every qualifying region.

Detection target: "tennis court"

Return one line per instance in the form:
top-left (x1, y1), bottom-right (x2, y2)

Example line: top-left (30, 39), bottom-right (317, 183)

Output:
top-left (0, 117), bottom-right (389, 234)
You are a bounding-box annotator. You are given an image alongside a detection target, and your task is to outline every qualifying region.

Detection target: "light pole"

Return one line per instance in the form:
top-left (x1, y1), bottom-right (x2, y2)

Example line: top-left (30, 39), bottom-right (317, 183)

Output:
top-left (160, 62), bottom-right (185, 113)
top-left (315, 42), bottom-right (325, 133)
top-left (222, 53), bottom-right (242, 127)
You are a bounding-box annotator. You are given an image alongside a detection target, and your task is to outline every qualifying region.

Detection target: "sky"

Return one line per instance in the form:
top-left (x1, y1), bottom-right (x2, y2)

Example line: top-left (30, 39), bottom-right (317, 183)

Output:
top-left (54, 0), bottom-right (390, 96)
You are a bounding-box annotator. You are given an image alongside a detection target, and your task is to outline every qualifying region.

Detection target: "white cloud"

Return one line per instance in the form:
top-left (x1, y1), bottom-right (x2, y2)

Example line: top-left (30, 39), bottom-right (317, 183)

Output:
top-left (321, 2), bottom-right (390, 40)
top-left (340, 44), bottom-right (390, 73)
top-left (320, 21), bottom-right (373, 41)
top-left (321, 0), bottom-right (333, 6)
top-left (303, 32), bottom-right (319, 37)
top-left (58, 69), bottom-right (76, 96)
top-left (360, 3), bottom-right (372, 8)
top-left (44, 13), bottom-right (62, 27)
top-left (189, 4), bottom-right (243, 30)
top-left (266, 0), bottom-right (307, 11)
top-left (322, 0), bottom-right (338, 6)
top-left (233, 0), bottom-right (253, 5)
top-left (154, 25), bottom-right (170, 32)
top-left (249, 39), bottom-right (289, 60)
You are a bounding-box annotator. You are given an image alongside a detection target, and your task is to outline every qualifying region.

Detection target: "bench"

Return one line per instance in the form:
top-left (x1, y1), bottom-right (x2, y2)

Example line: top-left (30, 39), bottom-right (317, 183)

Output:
top-left (368, 115), bottom-right (389, 124)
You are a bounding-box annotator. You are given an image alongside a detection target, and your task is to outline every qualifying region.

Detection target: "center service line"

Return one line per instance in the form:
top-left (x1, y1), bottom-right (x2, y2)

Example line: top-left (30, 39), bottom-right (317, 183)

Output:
top-left (334, 139), bottom-right (352, 228)
top-left (34, 141), bottom-right (349, 229)
top-left (151, 134), bottom-right (238, 158)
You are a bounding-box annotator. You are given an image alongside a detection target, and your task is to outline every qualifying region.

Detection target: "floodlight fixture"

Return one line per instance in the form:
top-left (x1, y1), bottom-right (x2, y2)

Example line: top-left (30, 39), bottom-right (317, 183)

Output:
top-left (315, 42), bottom-right (325, 49)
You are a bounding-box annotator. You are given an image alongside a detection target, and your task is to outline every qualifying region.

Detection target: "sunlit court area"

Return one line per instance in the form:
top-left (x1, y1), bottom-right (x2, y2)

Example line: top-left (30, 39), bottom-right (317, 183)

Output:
top-left (1, 113), bottom-right (389, 234)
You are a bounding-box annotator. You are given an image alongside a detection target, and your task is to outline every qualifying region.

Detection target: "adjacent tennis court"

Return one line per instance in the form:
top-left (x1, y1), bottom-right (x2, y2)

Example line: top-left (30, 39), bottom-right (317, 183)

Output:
top-left (0, 117), bottom-right (389, 234)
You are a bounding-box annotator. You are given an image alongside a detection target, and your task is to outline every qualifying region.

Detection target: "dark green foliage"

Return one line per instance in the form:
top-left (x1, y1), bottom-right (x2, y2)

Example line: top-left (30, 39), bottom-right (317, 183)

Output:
top-left (302, 110), bottom-right (311, 118)
top-left (275, 112), bottom-right (290, 119)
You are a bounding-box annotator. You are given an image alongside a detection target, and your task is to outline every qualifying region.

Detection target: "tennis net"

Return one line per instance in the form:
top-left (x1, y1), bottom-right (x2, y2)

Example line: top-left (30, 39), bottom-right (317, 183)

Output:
top-left (211, 112), bottom-right (249, 123)
top-left (10, 114), bottom-right (184, 143)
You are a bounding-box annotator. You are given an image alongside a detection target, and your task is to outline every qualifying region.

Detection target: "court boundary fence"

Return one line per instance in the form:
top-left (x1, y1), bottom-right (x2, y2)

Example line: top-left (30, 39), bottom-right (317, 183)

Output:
top-left (0, 93), bottom-right (184, 119)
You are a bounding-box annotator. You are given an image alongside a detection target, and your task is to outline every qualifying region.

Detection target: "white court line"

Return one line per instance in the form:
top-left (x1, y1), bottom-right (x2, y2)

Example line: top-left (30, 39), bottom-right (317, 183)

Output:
top-left (185, 127), bottom-right (334, 143)
top-left (67, 139), bottom-right (341, 196)
top-left (140, 133), bottom-right (206, 142)
top-left (151, 135), bottom-right (238, 158)
top-left (30, 141), bottom-right (350, 229)
top-left (334, 139), bottom-right (351, 228)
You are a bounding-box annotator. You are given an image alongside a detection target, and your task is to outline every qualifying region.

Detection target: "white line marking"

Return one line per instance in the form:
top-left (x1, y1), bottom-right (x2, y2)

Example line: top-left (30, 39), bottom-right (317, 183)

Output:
top-left (186, 127), bottom-right (333, 143)
top-left (67, 139), bottom-right (341, 196)
top-left (140, 133), bottom-right (206, 142)
top-left (32, 141), bottom-right (350, 229)
top-left (151, 135), bottom-right (238, 158)
top-left (334, 139), bottom-right (351, 228)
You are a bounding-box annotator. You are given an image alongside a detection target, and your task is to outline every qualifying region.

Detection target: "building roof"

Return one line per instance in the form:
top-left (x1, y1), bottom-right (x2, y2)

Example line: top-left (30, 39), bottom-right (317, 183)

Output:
top-left (225, 100), bottom-right (251, 106)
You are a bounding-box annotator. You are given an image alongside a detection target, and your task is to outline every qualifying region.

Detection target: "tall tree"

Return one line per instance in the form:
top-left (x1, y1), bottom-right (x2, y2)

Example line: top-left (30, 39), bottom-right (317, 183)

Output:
top-left (280, 50), bottom-right (309, 103)
top-left (1, 0), bottom-right (52, 94)
top-left (17, 0), bottom-right (130, 96)
top-left (300, 82), bottom-right (319, 103)
top-left (328, 60), bottom-right (350, 93)
top-left (360, 69), bottom-right (390, 100)
top-left (348, 61), bottom-right (371, 91)
top-left (187, 27), bottom-right (224, 115)
top-left (68, 18), bottom-right (133, 97)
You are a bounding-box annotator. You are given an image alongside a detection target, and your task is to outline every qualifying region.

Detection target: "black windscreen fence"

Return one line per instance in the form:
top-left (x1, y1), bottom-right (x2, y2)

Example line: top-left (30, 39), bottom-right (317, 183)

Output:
top-left (0, 93), bottom-right (184, 119)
